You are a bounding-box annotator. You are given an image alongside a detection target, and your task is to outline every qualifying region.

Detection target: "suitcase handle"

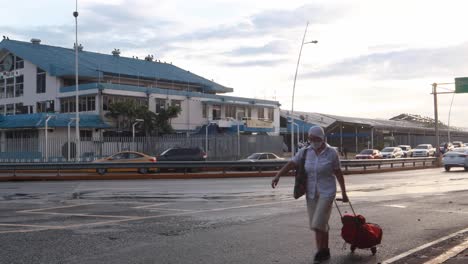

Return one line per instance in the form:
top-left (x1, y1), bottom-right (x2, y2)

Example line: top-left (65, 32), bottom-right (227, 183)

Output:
top-left (334, 198), bottom-right (357, 218)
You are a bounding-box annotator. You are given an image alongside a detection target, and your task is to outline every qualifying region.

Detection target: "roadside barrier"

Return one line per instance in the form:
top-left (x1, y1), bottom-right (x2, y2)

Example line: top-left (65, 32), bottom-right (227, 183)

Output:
top-left (0, 157), bottom-right (437, 181)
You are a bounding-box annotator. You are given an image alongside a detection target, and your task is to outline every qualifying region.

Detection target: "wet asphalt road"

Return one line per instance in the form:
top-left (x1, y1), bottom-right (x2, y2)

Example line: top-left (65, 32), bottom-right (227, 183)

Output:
top-left (1, 167), bottom-right (468, 264)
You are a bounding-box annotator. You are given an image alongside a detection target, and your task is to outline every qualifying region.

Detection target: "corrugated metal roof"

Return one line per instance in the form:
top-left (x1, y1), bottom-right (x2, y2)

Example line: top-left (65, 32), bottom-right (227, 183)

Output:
top-left (0, 39), bottom-right (233, 94)
top-left (0, 113), bottom-right (110, 129)
top-left (280, 110), bottom-right (468, 133)
top-left (60, 82), bottom-right (280, 106)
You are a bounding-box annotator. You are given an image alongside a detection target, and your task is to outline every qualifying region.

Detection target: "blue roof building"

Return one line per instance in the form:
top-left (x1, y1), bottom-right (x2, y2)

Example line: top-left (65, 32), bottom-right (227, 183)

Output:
top-left (0, 38), bottom-right (281, 139)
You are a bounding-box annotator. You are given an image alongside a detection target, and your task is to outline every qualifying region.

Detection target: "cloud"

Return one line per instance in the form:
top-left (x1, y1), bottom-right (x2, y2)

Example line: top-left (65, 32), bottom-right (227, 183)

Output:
top-left (303, 43), bottom-right (468, 80)
top-left (225, 40), bottom-right (290, 56)
top-left (224, 59), bottom-right (284, 67)
top-left (176, 4), bottom-right (347, 42)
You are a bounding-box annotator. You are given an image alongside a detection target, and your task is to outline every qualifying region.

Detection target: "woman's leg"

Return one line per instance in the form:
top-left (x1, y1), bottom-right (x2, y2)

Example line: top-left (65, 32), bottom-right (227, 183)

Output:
top-left (315, 229), bottom-right (329, 250)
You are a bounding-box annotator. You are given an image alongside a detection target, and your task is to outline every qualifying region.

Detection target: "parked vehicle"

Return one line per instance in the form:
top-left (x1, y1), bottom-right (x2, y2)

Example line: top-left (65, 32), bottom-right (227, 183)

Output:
top-left (93, 151), bottom-right (157, 175)
top-left (452, 141), bottom-right (464, 148)
top-left (380, 147), bottom-right (404, 158)
top-left (412, 144), bottom-right (436, 157)
top-left (397, 145), bottom-right (412, 157)
top-left (238, 152), bottom-right (285, 170)
top-left (439, 142), bottom-right (454, 154)
top-left (157, 147), bottom-right (207, 161)
top-left (355, 149), bottom-right (382, 159)
top-left (442, 147), bottom-right (468, 171)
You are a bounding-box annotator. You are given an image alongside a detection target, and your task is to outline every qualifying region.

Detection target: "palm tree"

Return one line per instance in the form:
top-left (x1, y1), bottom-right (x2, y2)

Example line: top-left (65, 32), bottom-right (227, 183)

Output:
top-left (106, 101), bottom-right (181, 136)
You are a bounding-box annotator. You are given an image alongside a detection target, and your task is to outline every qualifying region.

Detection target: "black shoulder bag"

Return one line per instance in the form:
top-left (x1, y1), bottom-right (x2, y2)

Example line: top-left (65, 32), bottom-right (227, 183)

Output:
top-left (293, 148), bottom-right (308, 199)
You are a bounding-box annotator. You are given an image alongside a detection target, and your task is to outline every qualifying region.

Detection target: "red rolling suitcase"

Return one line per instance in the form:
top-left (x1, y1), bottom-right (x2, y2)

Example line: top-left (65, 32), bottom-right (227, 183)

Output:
top-left (335, 199), bottom-right (383, 255)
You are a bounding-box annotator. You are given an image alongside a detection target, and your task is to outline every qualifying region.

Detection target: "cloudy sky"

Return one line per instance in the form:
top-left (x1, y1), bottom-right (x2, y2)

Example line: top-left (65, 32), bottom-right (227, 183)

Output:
top-left (2, 0), bottom-right (468, 127)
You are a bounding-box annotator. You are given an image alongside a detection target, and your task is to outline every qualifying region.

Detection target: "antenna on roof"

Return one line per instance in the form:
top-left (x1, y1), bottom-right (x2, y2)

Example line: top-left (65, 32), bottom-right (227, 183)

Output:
top-left (112, 48), bottom-right (120, 56)
top-left (144, 55), bottom-right (153, 61)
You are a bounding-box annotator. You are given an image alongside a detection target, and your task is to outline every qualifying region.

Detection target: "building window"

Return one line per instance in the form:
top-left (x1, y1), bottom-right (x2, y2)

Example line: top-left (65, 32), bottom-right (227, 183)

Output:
top-left (171, 99), bottom-right (182, 109)
top-left (15, 75), bottom-right (23, 97)
top-left (268, 108), bottom-right (274, 121)
top-left (36, 101), bottom-right (47, 113)
top-left (0, 105), bottom-right (4, 115)
top-left (258, 107), bottom-right (265, 119)
top-left (15, 103), bottom-right (26, 114)
top-left (155, 98), bottom-right (166, 114)
top-left (87, 96), bottom-right (96, 111)
top-left (226, 105), bottom-right (236, 119)
top-left (36, 68), bottom-right (46, 93)
top-left (80, 130), bottom-right (92, 140)
top-left (6, 78), bottom-right (14, 98)
top-left (247, 107), bottom-right (251, 118)
top-left (15, 56), bottom-right (24, 69)
top-left (0, 80), bottom-right (4, 99)
top-left (61, 96), bottom-right (95, 113)
top-left (6, 104), bottom-right (14, 115)
top-left (212, 104), bottom-right (221, 120)
top-left (202, 103), bottom-right (207, 118)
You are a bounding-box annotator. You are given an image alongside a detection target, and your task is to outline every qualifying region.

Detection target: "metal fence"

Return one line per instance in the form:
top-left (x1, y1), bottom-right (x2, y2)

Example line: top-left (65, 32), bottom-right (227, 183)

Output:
top-left (0, 134), bottom-right (284, 162)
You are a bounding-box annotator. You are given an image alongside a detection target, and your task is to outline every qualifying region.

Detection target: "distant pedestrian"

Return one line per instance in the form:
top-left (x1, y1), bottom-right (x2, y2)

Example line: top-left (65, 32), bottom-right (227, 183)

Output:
top-left (271, 126), bottom-right (349, 263)
top-left (343, 147), bottom-right (348, 159)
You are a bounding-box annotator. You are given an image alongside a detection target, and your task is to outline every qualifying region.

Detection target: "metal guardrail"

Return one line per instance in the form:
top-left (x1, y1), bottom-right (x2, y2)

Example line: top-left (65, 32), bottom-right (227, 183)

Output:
top-left (341, 157), bottom-right (438, 171)
top-left (0, 157), bottom-right (437, 176)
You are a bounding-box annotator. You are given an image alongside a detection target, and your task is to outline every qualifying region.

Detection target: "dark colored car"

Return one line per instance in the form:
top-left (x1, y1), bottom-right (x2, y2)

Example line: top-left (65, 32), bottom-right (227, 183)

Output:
top-left (439, 142), bottom-right (454, 154)
top-left (157, 147), bottom-right (207, 161)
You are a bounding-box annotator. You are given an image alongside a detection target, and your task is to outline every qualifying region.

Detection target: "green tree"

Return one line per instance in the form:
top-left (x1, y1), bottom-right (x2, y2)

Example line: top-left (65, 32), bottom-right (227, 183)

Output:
top-left (106, 101), bottom-right (181, 136)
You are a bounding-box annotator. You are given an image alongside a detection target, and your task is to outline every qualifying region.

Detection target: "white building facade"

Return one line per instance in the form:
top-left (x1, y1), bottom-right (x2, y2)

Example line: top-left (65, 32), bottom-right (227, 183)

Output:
top-left (0, 38), bottom-right (280, 143)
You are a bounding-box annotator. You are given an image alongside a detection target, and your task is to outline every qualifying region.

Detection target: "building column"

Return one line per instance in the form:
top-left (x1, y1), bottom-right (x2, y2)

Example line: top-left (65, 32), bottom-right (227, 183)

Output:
top-left (355, 127), bottom-right (358, 153)
top-left (0, 131), bottom-right (5, 152)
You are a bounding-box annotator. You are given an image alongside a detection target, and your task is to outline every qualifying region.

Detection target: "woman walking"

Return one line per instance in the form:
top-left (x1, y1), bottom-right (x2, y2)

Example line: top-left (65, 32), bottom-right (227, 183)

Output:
top-left (271, 126), bottom-right (348, 263)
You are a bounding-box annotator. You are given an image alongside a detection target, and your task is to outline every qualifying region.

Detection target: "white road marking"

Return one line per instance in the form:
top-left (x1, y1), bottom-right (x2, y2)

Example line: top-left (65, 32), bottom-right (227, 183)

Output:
top-left (0, 223), bottom-right (58, 228)
top-left (423, 238), bottom-right (468, 264)
top-left (149, 208), bottom-right (195, 212)
top-left (23, 211), bottom-right (136, 219)
top-left (132, 203), bottom-right (170, 209)
top-left (0, 198), bottom-right (297, 234)
top-left (382, 227), bottom-right (468, 263)
top-left (18, 203), bottom-right (95, 213)
top-left (383, 204), bottom-right (407, 208)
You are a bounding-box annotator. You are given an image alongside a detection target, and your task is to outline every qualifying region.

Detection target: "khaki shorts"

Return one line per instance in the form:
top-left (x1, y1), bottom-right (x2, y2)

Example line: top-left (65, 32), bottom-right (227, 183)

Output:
top-left (306, 195), bottom-right (335, 232)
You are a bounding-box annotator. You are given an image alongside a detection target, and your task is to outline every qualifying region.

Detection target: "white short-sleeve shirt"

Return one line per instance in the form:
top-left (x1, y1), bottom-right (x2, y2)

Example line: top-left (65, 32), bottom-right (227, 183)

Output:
top-left (292, 144), bottom-right (341, 199)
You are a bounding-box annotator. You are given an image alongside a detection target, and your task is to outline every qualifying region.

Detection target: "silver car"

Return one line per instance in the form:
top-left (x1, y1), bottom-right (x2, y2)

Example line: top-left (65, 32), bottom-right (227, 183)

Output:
top-left (442, 147), bottom-right (468, 171)
top-left (380, 147), bottom-right (404, 158)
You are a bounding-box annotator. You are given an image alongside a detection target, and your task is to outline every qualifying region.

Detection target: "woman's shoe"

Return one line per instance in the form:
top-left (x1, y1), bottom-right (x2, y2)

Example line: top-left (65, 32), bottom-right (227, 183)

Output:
top-left (313, 248), bottom-right (330, 263)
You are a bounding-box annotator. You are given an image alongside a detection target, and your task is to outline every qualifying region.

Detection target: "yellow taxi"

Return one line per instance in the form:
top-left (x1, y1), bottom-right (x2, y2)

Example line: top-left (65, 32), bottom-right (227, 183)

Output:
top-left (93, 151), bottom-right (157, 175)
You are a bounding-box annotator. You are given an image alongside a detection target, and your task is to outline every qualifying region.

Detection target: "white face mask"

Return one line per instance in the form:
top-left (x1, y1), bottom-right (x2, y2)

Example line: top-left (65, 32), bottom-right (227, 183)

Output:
top-left (311, 141), bottom-right (323, 150)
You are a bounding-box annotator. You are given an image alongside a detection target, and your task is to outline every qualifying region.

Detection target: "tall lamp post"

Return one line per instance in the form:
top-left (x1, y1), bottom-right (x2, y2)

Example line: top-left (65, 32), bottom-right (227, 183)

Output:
top-left (132, 119), bottom-right (144, 150)
top-left (291, 21), bottom-right (317, 156)
top-left (67, 118), bottom-right (77, 161)
top-left (73, 0), bottom-right (80, 161)
top-left (205, 121), bottom-right (216, 159)
top-left (44, 115), bottom-right (55, 162)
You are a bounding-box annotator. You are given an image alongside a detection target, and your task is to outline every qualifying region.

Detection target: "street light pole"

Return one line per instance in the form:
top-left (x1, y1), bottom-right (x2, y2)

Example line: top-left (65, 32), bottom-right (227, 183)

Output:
top-left (447, 92), bottom-right (456, 142)
top-left (432, 83), bottom-right (440, 157)
top-left (205, 122), bottom-right (215, 159)
top-left (132, 119), bottom-right (144, 150)
top-left (291, 21), bottom-right (317, 156)
top-left (44, 115), bottom-right (54, 162)
top-left (236, 112), bottom-right (240, 158)
top-left (67, 118), bottom-right (77, 161)
top-left (73, 0), bottom-right (80, 162)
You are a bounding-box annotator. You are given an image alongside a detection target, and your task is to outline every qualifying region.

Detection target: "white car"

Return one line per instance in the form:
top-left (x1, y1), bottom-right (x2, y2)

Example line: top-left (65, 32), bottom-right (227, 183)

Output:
top-left (412, 144), bottom-right (436, 157)
top-left (380, 147), bottom-right (404, 158)
top-left (442, 147), bottom-right (468, 171)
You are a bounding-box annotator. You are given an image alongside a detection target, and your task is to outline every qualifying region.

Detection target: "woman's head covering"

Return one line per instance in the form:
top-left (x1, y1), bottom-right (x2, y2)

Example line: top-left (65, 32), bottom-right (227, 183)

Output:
top-left (308, 126), bottom-right (325, 140)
